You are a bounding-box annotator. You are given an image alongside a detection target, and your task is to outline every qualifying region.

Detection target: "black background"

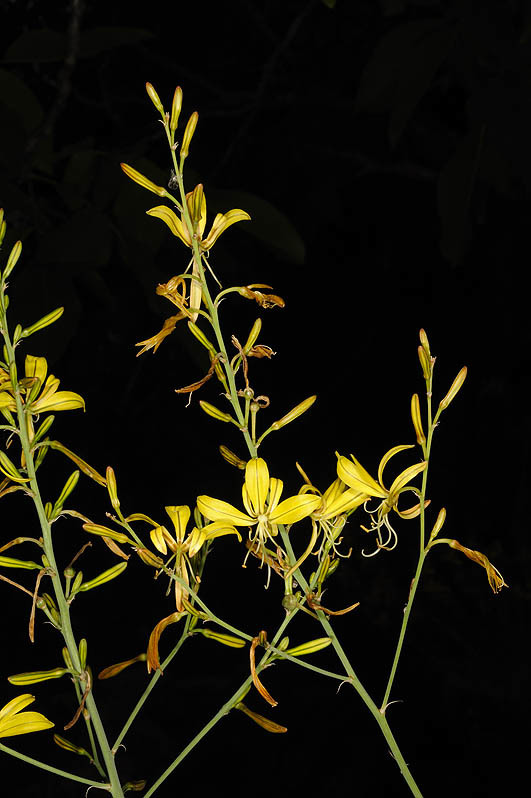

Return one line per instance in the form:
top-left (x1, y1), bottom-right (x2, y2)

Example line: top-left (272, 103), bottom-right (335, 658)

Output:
top-left (0, 1), bottom-right (528, 796)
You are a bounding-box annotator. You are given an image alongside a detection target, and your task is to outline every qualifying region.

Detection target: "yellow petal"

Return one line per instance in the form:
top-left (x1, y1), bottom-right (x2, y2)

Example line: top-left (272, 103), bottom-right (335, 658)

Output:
top-left (24, 355), bottom-right (47, 385)
top-left (187, 526), bottom-right (206, 558)
top-left (150, 525), bottom-right (169, 555)
top-left (0, 710), bottom-right (54, 737)
top-left (322, 487), bottom-right (366, 518)
top-left (0, 392), bottom-right (16, 410)
top-left (202, 522), bottom-right (242, 545)
top-left (165, 505), bottom-right (191, 542)
top-left (269, 494), bottom-right (321, 525)
top-left (196, 495), bottom-right (254, 526)
top-left (337, 455), bottom-right (386, 499)
top-left (146, 205), bottom-right (191, 246)
top-left (32, 391), bottom-right (85, 413)
top-left (267, 478), bottom-right (283, 513)
top-left (201, 209), bottom-right (251, 250)
top-left (245, 458), bottom-right (269, 515)
top-left (377, 444), bottom-right (415, 487)
top-left (0, 694), bottom-right (35, 722)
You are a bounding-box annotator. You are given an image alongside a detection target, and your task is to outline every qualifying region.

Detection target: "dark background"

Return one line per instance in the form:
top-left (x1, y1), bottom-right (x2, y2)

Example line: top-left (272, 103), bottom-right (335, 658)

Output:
top-left (1, 1), bottom-right (528, 796)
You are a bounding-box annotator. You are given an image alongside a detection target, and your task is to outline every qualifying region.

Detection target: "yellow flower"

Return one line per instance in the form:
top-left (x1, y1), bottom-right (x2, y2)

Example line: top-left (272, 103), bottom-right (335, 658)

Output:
top-left (0, 694), bottom-right (53, 738)
top-left (149, 505), bottom-right (240, 611)
top-left (146, 187), bottom-right (250, 253)
top-left (0, 355), bottom-right (84, 416)
top-left (197, 458), bottom-right (321, 581)
top-left (296, 463), bottom-right (367, 559)
top-left (146, 187), bottom-right (250, 322)
top-left (336, 446), bottom-right (427, 556)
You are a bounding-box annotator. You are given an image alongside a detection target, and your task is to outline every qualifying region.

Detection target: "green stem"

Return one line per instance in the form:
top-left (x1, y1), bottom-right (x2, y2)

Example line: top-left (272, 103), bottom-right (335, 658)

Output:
top-left (1, 329), bottom-right (124, 798)
top-left (0, 742), bottom-right (108, 789)
top-left (279, 526), bottom-right (423, 798)
top-left (380, 377), bottom-right (435, 711)
top-left (143, 609), bottom-right (294, 797)
top-left (112, 623), bottom-right (190, 752)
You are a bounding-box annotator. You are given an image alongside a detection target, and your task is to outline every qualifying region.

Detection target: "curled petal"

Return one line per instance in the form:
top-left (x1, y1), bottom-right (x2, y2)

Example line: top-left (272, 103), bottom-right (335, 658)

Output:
top-left (146, 205), bottom-right (191, 246)
top-left (387, 461), bottom-right (427, 506)
top-left (202, 522), bottom-right (242, 545)
top-left (377, 444), bottom-right (415, 487)
top-left (147, 612), bottom-right (183, 674)
top-left (197, 495), bottom-right (254, 526)
top-left (201, 209), bottom-right (251, 250)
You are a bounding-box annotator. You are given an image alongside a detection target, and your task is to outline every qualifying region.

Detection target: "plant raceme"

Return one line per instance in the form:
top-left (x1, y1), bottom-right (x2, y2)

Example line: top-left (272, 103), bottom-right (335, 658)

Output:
top-left (0, 86), bottom-right (506, 798)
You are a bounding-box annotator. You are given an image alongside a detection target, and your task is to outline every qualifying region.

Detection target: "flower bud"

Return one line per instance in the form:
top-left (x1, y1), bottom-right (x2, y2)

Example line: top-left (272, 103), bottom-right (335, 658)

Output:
top-left (170, 86), bottom-right (183, 132)
top-left (199, 400), bottom-right (235, 424)
top-left (8, 667), bottom-right (68, 685)
top-left (21, 307), bottom-right (64, 338)
top-left (78, 638), bottom-right (87, 669)
top-left (0, 555), bottom-right (42, 570)
top-left (219, 445), bottom-right (246, 470)
top-left (271, 395), bottom-right (316, 431)
top-left (120, 163), bottom-right (167, 197)
top-left (145, 82), bottom-right (164, 114)
top-left (51, 470), bottom-right (80, 518)
top-left (78, 561), bottom-right (127, 592)
top-left (180, 111), bottom-right (198, 161)
top-left (187, 321), bottom-right (217, 356)
top-left (284, 637), bottom-right (332, 657)
top-left (439, 366), bottom-right (467, 410)
top-left (429, 507), bottom-right (446, 542)
top-left (243, 318), bottom-right (262, 353)
top-left (3, 240), bottom-right (22, 280)
top-left (197, 629), bottom-right (246, 648)
top-left (106, 466), bottom-right (120, 511)
top-left (410, 393), bottom-right (425, 445)
top-left (53, 734), bottom-right (91, 759)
